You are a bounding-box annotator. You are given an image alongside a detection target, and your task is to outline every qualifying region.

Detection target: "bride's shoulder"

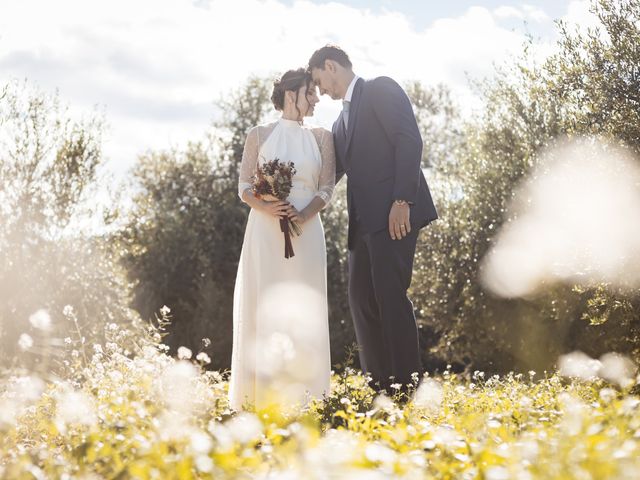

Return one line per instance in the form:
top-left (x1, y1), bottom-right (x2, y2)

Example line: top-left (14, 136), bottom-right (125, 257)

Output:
top-left (253, 120), bottom-right (278, 131)
top-left (307, 124), bottom-right (331, 138)
top-left (309, 126), bottom-right (333, 147)
top-left (246, 121), bottom-right (277, 139)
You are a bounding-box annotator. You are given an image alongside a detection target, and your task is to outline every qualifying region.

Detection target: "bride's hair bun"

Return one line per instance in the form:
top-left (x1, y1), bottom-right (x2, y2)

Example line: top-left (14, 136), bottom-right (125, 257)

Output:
top-left (271, 68), bottom-right (311, 111)
top-left (271, 78), bottom-right (286, 111)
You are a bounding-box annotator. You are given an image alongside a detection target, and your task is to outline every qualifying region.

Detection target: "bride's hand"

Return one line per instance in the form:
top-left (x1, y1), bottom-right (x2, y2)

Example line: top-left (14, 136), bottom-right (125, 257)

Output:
top-left (260, 199), bottom-right (292, 218)
top-left (288, 207), bottom-right (308, 224)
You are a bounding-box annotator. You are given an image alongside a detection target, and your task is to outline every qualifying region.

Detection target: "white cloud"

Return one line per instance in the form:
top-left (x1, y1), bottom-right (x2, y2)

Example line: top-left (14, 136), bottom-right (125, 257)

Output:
top-left (522, 4), bottom-right (550, 23)
top-left (494, 6), bottom-right (525, 20)
top-left (563, 0), bottom-right (600, 31)
top-left (0, 0), bottom-right (573, 179)
top-left (494, 4), bottom-right (550, 23)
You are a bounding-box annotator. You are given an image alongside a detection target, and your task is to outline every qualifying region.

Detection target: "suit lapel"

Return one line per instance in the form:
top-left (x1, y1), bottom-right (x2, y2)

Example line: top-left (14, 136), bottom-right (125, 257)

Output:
top-left (344, 77), bottom-right (363, 156)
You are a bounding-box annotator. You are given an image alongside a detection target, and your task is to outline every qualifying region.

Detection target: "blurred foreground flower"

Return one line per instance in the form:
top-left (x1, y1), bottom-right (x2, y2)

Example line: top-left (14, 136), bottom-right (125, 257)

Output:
top-left (558, 350), bottom-right (637, 388)
top-left (558, 351), bottom-right (602, 380)
top-left (54, 387), bottom-right (97, 432)
top-left (482, 137), bottom-right (640, 297)
top-left (18, 333), bottom-right (33, 351)
top-left (230, 412), bottom-right (264, 443)
top-left (158, 360), bottom-right (199, 414)
top-left (413, 378), bottom-right (444, 413)
top-left (29, 309), bottom-right (52, 331)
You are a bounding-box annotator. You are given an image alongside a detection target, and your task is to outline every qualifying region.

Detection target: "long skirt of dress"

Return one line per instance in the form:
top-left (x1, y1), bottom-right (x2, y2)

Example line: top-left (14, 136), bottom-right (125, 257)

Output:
top-left (228, 191), bottom-right (331, 410)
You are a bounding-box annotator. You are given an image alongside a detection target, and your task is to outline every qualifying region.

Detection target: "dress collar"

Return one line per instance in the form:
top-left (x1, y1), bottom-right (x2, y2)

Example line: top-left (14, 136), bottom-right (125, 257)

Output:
top-left (278, 117), bottom-right (303, 127)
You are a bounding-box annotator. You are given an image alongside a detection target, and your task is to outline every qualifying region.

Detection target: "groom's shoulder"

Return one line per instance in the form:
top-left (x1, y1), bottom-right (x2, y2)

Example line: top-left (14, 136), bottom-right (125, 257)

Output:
top-left (365, 76), bottom-right (402, 92)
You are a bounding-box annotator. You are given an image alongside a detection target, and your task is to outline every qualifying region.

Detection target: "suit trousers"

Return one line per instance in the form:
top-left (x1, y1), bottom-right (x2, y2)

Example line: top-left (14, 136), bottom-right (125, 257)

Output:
top-left (347, 216), bottom-right (423, 391)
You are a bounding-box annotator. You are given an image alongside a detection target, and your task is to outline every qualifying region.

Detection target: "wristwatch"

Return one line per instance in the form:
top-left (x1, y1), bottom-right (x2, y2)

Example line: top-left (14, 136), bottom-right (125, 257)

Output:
top-left (393, 199), bottom-right (411, 206)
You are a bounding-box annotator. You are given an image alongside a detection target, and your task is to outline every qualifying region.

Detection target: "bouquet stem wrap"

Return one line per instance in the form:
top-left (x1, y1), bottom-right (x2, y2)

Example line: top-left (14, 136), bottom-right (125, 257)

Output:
top-left (279, 217), bottom-right (295, 258)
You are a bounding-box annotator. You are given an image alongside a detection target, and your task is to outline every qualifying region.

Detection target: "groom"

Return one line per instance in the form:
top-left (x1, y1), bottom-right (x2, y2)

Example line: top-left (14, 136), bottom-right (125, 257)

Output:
top-left (308, 45), bottom-right (438, 392)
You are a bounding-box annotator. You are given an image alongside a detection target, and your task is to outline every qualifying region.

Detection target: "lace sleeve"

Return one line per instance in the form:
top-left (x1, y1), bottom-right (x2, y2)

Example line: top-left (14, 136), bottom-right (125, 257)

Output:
top-left (238, 126), bottom-right (259, 200)
top-left (314, 128), bottom-right (336, 207)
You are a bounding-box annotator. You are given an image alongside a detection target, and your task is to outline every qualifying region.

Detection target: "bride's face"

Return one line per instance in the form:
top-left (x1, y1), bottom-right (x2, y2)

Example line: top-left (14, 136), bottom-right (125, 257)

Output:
top-left (301, 84), bottom-right (319, 117)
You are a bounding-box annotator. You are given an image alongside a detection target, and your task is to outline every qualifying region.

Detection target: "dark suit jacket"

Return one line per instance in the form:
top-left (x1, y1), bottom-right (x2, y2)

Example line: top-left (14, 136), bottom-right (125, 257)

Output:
top-left (333, 76), bottom-right (438, 249)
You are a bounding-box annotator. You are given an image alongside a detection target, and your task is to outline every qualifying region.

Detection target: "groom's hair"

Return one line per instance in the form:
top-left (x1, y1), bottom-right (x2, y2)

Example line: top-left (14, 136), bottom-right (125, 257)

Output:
top-left (308, 45), bottom-right (352, 71)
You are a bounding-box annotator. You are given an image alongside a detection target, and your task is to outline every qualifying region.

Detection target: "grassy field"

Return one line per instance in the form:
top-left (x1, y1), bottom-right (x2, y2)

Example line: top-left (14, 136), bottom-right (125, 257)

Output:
top-left (1, 323), bottom-right (639, 479)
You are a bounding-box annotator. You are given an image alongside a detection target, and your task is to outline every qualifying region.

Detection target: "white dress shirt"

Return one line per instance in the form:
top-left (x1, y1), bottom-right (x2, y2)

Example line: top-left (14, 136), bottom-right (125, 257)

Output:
top-left (344, 75), bottom-right (360, 103)
top-left (342, 75), bottom-right (360, 129)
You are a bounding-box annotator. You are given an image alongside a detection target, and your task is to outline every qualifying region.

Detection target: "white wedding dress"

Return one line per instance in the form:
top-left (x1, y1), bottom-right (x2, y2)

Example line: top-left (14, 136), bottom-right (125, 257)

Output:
top-left (228, 118), bottom-right (336, 410)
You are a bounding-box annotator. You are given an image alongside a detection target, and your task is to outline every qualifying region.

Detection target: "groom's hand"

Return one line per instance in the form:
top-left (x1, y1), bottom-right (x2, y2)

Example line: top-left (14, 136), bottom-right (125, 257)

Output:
top-left (389, 202), bottom-right (411, 240)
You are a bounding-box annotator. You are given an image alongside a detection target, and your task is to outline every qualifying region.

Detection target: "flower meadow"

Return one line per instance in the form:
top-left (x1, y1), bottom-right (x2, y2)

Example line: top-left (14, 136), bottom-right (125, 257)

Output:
top-left (2, 313), bottom-right (640, 480)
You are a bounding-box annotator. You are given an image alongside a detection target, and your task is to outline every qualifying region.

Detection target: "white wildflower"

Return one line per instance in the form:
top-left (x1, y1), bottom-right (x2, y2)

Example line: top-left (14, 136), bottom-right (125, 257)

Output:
top-left (18, 376), bottom-right (46, 401)
top-left (413, 378), bottom-right (443, 413)
top-left (29, 309), bottom-right (51, 331)
top-left (485, 466), bottom-right (510, 480)
top-left (598, 352), bottom-right (637, 388)
top-left (599, 387), bottom-right (617, 403)
top-left (365, 442), bottom-right (396, 464)
top-left (196, 352), bottom-right (211, 364)
top-left (558, 392), bottom-right (588, 435)
top-left (18, 333), bottom-right (33, 351)
top-left (159, 361), bottom-right (198, 413)
top-left (225, 412), bottom-right (263, 444)
top-left (519, 396), bottom-right (533, 409)
top-left (372, 393), bottom-right (394, 412)
top-left (55, 389), bottom-right (97, 428)
top-left (190, 430), bottom-right (213, 454)
top-left (311, 429), bottom-right (359, 466)
top-left (558, 351), bottom-right (601, 380)
top-left (208, 423), bottom-right (233, 450)
top-left (195, 455), bottom-right (213, 473)
top-left (432, 426), bottom-right (458, 447)
top-left (518, 438), bottom-right (539, 462)
top-left (177, 346), bottom-right (192, 360)
top-left (0, 400), bottom-right (19, 428)
top-left (621, 397), bottom-right (640, 414)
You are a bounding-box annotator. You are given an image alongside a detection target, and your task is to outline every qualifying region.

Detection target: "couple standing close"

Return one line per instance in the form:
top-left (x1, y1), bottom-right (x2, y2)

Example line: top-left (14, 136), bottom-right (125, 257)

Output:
top-left (229, 45), bottom-right (438, 410)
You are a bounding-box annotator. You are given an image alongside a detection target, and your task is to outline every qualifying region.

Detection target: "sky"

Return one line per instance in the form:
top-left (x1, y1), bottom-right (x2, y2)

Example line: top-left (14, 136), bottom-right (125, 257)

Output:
top-left (0, 0), bottom-right (598, 181)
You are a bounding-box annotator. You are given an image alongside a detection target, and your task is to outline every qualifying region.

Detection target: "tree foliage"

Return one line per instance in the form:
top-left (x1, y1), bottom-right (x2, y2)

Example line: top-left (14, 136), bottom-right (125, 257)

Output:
top-left (0, 80), bottom-right (137, 368)
top-left (412, 0), bottom-right (640, 372)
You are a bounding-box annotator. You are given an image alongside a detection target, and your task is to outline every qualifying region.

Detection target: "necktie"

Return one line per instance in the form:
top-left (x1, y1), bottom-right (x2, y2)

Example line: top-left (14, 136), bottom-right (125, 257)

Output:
top-left (342, 100), bottom-right (350, 130)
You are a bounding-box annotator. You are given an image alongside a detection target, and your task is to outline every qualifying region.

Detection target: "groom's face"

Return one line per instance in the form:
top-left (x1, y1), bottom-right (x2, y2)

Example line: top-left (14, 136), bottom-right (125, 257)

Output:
top-left (310, 63), bottom-right (342, 100)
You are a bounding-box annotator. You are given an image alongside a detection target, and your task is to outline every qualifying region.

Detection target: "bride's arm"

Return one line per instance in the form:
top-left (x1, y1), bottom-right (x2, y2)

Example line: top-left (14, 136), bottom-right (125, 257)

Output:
top-left (239, 127), bottom-right (291, 218)
top-left (290, 129), bottom-right (336, 223)
top-left (315, 129), bottom-right (336, 207)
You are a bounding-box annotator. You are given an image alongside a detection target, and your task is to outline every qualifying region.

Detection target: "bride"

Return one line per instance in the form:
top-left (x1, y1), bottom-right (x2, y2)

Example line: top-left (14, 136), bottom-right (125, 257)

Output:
top-left (228, 68), bottom-right (336, 410)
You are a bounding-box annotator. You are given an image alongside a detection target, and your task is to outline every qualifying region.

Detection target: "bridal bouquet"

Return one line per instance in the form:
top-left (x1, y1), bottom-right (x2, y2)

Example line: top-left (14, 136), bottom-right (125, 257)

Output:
top-left (252, 157), bottom-right (302, 259)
